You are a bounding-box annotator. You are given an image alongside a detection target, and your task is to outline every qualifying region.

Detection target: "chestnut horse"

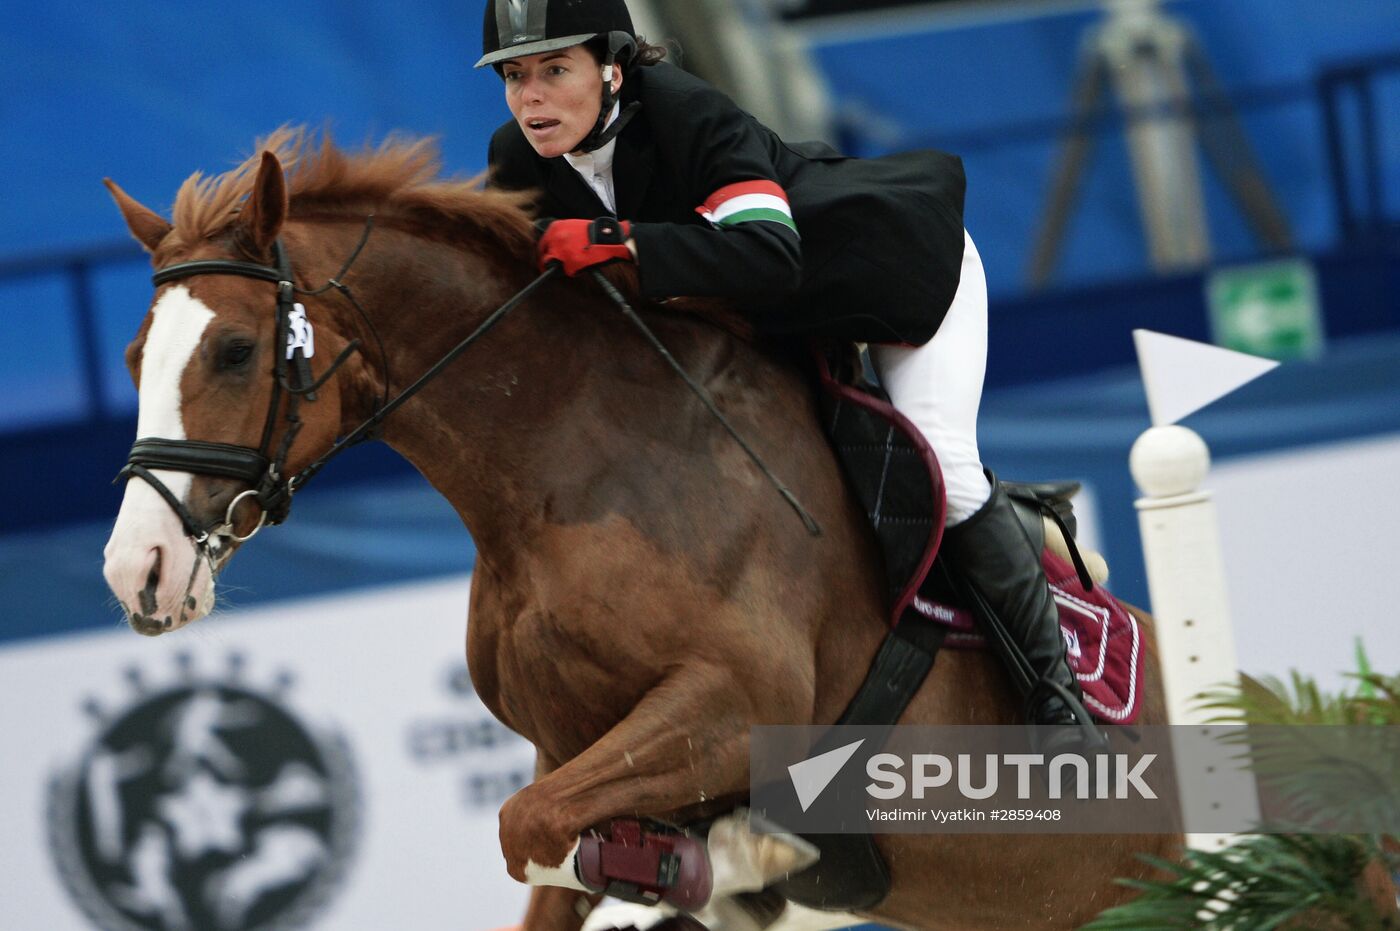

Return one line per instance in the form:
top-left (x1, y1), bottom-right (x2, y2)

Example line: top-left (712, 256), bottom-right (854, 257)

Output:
top-left (102, 130), bottom-right (1179, 930)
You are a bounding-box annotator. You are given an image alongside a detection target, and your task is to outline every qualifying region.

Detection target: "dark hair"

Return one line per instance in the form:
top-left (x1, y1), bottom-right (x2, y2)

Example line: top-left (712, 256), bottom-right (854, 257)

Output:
top-left (583, 34), bottom-right (673, 69)
top-left (632, 36), bottom-right (672, 67)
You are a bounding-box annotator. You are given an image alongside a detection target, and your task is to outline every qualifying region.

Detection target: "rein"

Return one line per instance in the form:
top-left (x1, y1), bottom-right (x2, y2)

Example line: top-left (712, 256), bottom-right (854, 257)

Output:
top-left (290, 264), bottom-right (560, 491)
top-left (119, 222), bottom-right (816, 557)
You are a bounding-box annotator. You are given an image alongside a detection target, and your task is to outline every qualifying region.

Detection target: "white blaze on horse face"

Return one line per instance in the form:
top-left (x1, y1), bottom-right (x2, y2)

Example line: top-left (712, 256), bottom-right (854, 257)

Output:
top-left (104, 286), bottom-right (218, 631)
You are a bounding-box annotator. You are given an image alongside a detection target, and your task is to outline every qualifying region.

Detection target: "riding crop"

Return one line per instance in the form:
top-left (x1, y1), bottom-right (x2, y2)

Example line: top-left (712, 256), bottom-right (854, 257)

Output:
top-left (588, 268), bottom-right (822, 537)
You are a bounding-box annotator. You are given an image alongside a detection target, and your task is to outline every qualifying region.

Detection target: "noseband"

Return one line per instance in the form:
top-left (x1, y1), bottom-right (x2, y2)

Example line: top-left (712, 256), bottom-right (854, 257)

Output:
top-left (118, 228), bottom-right (373, 553)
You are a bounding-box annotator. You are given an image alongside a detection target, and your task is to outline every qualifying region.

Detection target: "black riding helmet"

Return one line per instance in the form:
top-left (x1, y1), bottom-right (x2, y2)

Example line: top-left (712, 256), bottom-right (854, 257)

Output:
top-left (477, 0), bottom-right (641, 153)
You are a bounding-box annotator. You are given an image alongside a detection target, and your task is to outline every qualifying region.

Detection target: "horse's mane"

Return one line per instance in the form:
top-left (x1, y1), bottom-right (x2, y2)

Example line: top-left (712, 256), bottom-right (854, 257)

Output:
top-left (164, 125), bottom-right (753, 339)
top-left (162, 125), bottom-right (538, 262)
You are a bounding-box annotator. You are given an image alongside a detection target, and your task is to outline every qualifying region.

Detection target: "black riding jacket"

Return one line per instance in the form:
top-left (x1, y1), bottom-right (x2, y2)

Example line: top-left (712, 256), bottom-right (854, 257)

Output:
top-left (488, 61), bottom-right (966, 345)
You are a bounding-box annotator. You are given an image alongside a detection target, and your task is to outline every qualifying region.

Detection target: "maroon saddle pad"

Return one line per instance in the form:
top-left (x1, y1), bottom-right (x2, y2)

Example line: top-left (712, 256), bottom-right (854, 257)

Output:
top-left (815, 349), bottom-right (1144, 724)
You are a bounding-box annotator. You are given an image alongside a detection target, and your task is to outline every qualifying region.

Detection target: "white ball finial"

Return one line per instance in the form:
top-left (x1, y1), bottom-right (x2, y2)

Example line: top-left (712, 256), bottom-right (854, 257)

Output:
top-left (1130, 425), bottom-right (1210, 498)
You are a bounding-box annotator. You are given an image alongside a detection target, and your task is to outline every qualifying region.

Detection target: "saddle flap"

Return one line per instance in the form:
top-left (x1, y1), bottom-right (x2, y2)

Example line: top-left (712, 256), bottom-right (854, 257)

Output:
top-left (814, 346), bottom-right (946, 628)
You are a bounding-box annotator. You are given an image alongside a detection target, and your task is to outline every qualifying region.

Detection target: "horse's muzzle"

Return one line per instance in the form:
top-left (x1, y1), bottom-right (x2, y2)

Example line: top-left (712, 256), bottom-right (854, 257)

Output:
top-left (104, 478), bottom-right (218, 633)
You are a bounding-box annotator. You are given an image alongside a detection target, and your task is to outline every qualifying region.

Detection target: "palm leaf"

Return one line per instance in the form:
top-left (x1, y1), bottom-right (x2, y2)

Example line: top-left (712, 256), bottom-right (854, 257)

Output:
top-left (1357, 640), bottom-right (1377, 701)
top-left (1089, 650), bottom-right (1400, 929)
top-left (1082, 834), bottom-right (1396, 930)
top-left (1195, 667), bottom-right (1400, 832)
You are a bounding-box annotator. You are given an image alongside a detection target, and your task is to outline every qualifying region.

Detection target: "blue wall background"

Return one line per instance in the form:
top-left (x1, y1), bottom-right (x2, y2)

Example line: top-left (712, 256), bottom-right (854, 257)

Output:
top-left (2, 0), bottom-right (495, 256)
top-left (811, 0), bottom-right (1400, 288)
top-left (4, 0), bottom-right (1397, 271)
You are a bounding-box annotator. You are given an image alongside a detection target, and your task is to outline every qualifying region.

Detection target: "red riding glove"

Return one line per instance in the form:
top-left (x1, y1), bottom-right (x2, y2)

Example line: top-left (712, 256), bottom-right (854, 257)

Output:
top-left (538, 218), bottom-right (634, 276)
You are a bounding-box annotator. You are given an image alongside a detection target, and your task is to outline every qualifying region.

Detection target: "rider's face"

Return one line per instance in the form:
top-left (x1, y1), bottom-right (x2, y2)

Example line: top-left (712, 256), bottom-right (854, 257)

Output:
top-left (502, 46), bottom-right (622, 158)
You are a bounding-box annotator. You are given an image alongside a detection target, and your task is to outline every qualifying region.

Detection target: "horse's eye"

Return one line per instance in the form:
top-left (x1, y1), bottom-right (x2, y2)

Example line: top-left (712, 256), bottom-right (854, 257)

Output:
top-left (222, 341), bottom-right (254, 369)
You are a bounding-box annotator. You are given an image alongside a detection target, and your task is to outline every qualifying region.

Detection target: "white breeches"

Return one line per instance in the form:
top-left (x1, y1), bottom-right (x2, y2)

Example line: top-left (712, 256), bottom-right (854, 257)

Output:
top-left (870, 229), bottom-right (991, 526)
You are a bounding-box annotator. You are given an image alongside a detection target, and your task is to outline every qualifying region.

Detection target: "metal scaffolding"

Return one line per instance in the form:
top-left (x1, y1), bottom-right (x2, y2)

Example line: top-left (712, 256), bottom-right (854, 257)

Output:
top-left (1029, 0), bottom-right (1294, 287)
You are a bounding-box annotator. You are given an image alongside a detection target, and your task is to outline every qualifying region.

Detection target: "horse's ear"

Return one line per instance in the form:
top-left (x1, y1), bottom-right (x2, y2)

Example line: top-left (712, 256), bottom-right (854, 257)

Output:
top-left (104, 179), bottom-right (172, 253)
top-left (242, 151), bottom-right (288, 254)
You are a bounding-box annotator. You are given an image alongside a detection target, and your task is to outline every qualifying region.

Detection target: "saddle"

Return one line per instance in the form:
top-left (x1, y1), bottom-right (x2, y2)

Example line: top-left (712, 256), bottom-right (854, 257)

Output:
top-left (767, 346), bottom-right (1147, 912)
top-left (811, 344), bottom-right (1143, 720)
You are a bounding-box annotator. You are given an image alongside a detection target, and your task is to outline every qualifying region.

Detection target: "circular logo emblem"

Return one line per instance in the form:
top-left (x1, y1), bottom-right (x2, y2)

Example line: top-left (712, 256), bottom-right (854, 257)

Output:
top-left (48, 655), bottom-right (359, 931)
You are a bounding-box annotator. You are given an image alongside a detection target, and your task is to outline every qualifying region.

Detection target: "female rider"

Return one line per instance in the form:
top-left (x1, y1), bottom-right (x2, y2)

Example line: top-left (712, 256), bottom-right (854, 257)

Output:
top-left (477, 0), bottom-right (1092, 738)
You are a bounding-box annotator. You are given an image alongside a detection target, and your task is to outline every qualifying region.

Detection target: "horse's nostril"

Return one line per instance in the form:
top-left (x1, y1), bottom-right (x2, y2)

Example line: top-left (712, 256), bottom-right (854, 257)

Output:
top-left (139, 549), bottom-right (163, 616)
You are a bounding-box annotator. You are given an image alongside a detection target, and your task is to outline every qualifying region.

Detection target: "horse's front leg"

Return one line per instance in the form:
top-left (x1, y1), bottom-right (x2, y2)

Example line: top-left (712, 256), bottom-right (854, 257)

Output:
top-left (498, 663), bottom-right (814, 920)
top-left (517, 750), bottom-right (602, 931)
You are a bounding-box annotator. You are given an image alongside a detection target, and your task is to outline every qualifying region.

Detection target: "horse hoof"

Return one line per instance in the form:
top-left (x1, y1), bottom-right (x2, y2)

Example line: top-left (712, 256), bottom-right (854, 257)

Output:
top-left (579, 901), bottom-right (677, 931)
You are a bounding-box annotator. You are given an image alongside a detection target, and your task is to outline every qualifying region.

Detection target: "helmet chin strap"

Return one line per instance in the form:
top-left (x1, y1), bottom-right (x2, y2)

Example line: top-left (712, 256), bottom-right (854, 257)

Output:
top-left (574, 54), bottom-right (640, 154)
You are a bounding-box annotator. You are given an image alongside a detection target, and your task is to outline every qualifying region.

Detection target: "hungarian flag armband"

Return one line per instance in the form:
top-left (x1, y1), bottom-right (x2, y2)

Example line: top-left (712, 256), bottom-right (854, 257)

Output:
top-left (696, 181), bottom-right (798, 237)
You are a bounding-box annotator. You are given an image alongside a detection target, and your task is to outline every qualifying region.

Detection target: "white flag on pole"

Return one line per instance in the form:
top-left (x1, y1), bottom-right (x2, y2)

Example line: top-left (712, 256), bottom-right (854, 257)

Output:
top-left (1133, 329), bottom-right (1280, 427)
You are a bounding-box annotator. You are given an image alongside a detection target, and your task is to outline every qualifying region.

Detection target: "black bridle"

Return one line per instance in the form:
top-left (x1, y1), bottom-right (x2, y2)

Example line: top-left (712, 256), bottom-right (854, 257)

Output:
top-left (120, 234), bottom-right (366, 551)
top-left (117, 221), bottom-right (561, 557)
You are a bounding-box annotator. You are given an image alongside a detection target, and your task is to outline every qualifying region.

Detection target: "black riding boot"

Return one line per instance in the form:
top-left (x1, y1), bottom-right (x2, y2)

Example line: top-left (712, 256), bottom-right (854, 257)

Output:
top-left (941, 474), bottom-right (1100, 748)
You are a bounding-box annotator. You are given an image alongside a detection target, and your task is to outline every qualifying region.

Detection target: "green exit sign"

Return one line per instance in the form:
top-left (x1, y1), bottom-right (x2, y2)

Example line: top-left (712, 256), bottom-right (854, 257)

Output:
top-left (1207, 258), bottom-right (1325, 360)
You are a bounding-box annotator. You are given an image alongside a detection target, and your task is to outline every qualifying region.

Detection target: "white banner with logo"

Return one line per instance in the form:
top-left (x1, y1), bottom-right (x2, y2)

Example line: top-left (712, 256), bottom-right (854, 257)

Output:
top-left (0, 576), bottom-right (534, 931)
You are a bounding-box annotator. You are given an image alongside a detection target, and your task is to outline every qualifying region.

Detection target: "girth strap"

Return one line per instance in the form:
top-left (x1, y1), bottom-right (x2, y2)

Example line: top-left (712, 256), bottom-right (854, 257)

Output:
top-left (771, 617), bottom-right (947, 912)
top-left (833, 618), bottom-right (948, 729)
